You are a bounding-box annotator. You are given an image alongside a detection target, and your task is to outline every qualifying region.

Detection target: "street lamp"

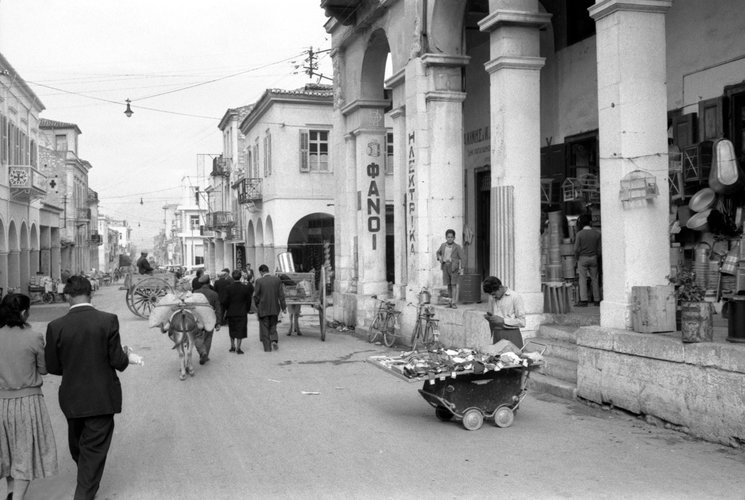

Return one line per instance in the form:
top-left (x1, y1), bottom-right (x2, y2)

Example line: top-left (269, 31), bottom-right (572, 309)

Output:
top-left (124, 99), bottom-right (133, 118)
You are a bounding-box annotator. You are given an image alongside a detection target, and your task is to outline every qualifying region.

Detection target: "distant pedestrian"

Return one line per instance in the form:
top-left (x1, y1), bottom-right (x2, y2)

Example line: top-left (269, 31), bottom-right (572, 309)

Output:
top-left (45, 276), bottom-right (141, 500)
top-left (0, 293), bottom-right (58, 500)
top-left (574, 214), bottom-right (602, 307)
top-left (223, 270), bottom-right (254, 354)
top-left (136, 252), bottom-right (153, 275)
top-left (213, 268), bottom-right (233, 326)
top-left (253, 264), bottom-right (287, 352)
top-left (191, 268), bottom-right (204, 292)
top-left (192, 273), bottom-right (222, 365)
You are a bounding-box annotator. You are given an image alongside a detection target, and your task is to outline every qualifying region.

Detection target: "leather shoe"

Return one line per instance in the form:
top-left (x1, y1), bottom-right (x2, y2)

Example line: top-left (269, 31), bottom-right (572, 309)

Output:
top-left (229, 347), bottom-right (236, 352)
top-left (199, 354), bottom-right (209, 365)
top-left (272, 342), bottom-right (279, 351)
top-left (236, 348), bottom-right (245, 355)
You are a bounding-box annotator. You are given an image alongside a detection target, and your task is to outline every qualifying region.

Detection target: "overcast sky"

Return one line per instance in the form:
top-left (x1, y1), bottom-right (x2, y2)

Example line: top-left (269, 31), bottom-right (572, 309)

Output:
top-left (0, 0), bottom-right (332, 248)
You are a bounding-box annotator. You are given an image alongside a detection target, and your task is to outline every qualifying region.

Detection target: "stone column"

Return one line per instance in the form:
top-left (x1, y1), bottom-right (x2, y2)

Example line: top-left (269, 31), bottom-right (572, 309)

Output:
top-left (337, 131), bottom-right (357, 294)
top-left (51, 245), bottom-right (61, 279)
top-left (8, 250), bottom-right (20, 290)
top-left (353, 126), bottom-right (388, 295)
top-left (30, 250), bottom-right (40, 275)
top-left (421, 55), bottom-right (468, 292)
top-left (20, 249), bottom-right (30, 289)
top-left (342, 99), bottom-right (390, 297)
top-left (479, 3), bottom-right (551, 316)
top-left (589, 0), bottom-right (672, 329)
top-left (0, 252), bottom-right (7, 293)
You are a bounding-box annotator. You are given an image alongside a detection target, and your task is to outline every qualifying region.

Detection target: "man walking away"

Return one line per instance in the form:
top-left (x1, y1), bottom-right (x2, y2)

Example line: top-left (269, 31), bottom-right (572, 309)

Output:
top-left (223, 270), bottom-right (254, 354)
top-left (213, 268), bottom-right (233, 326)
top-left (192, 273), bottom-right (222, 365)
top-left (45, 276), bottom-right (141, 500)
top-left (574, 214), bottom-right (602, 307)
top-left (253, 264), bottom-right (287, 352)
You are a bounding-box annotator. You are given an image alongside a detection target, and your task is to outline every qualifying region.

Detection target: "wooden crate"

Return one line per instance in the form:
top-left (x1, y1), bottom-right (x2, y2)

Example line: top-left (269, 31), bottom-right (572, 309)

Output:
top-left (631, 285), bottom-right (676, 333)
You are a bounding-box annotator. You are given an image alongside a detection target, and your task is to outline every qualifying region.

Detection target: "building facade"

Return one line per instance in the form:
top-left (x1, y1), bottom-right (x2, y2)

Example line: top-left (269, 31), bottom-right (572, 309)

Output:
top-left (234, 84), bottom-right (336, 274)
top-left (320, 0), bottom-right (745, 445)
top-left (0, 52), bottom-right (49, 293)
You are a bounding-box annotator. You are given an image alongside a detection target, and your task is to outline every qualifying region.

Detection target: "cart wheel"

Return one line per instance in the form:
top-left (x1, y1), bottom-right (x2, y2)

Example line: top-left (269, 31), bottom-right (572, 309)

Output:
top-left (435, 406), bottom-right (453, 422)
top-left (42, 292), bottom-right (54, 304)
top-left (494, 406), bottom-right (515, 428)
top-left (382, 313), bottom-right (397, 347)
top-left (462, 408), bottom-right (484, 431)
top-left (319, 304), bottom-right (326, 341)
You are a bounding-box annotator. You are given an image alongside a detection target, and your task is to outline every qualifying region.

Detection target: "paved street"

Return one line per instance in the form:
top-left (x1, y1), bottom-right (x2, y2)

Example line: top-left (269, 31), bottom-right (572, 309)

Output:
top-left (7, 284), bottom-right (745, 500)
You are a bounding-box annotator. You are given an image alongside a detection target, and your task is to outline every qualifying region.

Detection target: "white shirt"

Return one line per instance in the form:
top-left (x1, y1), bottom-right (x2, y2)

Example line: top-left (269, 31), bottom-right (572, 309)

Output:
top-left (490, 288), bottom-right (526, 329)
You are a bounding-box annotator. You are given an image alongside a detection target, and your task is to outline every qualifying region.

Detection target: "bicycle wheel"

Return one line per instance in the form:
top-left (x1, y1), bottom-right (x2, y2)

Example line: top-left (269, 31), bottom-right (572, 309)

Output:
top-left (368, 312), bottom-right (383, 343)
top-left (42, 292), bottom-right (54, 304)
top-left (410, 320), bottom-right (421, 351)
top-left (382, 313), bottom-right (398, 347)
top-left (423, 320), bottom-right (439, 348)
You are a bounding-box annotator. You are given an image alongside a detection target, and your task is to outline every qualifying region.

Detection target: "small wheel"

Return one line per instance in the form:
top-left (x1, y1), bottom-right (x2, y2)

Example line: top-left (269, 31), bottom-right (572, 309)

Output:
top-left (410, 322), bottom-right (420, 351)
top-left (382, 314), bottom-right (397, 347)
top-left (435, 406), bottom-right (453, 422)
top-left (368, 313), bottom-right (382, 343)
top-left (42, 292), bottom-right (54, 304)
top-left (462, 408), bottom-right (484, 431)
top-left (494, 406), bottom-right (515, 428)
top-left (423, 321), bottom-right (438, 348)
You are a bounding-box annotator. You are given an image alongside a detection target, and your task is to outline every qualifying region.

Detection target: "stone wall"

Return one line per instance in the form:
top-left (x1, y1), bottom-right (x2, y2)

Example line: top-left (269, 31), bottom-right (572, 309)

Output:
top-left (577, 326), bottom-right (745, 447)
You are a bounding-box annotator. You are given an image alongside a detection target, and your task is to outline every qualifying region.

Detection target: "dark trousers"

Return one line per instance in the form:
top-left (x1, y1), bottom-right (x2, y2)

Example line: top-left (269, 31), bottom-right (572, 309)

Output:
top-left (258, 315), bottom-right (279, 351)
top-left (490, 326), bottom-right (524, 349)
top-left (67, 414), bottom-right (115, 500)
top-left (194, 328), bottom-right (214, 357)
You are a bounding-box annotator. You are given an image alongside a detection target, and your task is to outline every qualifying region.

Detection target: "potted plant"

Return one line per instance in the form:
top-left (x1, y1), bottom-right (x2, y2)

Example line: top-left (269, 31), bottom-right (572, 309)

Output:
top-left (668, 268), bottom-right (713, 342)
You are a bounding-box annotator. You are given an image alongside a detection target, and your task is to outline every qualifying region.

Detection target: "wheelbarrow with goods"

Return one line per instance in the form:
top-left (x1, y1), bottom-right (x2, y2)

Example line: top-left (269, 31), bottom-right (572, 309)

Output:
top-left (368, 340), bottom-right (545, 431)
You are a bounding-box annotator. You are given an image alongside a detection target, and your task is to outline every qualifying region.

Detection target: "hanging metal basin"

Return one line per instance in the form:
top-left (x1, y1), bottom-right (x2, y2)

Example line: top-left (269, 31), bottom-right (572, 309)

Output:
top-left (686, 209), bottom-right (711, 232)
top-left (688, 188), bottom-right (717, 212)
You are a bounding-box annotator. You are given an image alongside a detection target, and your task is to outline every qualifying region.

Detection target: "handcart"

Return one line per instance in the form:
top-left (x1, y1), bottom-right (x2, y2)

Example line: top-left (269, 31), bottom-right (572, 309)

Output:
top-left (124, 271), bottom-right (177, 319)
top-left (368, 341), bottom-right (545, 431)
top-left (278, 267), bottom-right (328, 341)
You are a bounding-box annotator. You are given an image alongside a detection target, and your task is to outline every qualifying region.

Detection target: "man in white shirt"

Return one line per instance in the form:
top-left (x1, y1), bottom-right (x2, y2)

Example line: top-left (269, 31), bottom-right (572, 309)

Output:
top-left (482, 276), bottom-right (525, 348)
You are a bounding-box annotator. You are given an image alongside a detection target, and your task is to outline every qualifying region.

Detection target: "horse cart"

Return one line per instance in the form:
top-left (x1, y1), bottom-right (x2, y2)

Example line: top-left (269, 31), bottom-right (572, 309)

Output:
top-left (125, 271), bottom-right (177, 319)
top-left (278, 267), bottom-right (328, 341)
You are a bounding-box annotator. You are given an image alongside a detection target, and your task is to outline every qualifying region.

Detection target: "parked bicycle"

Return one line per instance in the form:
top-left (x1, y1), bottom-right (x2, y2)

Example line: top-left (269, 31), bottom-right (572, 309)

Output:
top-left (410, 301), bottom-right (440, 351)
top-left (368, 296), bottom-right (401, 347)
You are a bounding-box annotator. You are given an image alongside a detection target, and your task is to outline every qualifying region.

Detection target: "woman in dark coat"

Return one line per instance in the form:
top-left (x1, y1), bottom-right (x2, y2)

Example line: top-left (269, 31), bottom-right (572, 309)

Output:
top-left (222, 270), bottom-right (254, 354)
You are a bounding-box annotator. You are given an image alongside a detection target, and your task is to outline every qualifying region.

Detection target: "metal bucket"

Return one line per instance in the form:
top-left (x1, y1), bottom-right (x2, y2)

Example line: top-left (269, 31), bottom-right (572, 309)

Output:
top-left (418, 289), bottom-right (431, 305)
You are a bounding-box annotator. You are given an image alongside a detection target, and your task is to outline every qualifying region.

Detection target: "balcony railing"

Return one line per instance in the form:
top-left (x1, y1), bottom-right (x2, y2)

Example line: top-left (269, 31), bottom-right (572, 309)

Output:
top-left (211, 156), bottom-right (231, 177)
top-left (9, 165), bottom-right (46, 201)
top-left (237, 178), bottom-right (262, 204)
top-left (205, 211), bottom-right (235, 230)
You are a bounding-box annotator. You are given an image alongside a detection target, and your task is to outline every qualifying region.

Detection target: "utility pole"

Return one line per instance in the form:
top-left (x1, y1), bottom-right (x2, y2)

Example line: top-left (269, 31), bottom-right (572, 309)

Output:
top-left (297, 47), bottom-right (332, 83)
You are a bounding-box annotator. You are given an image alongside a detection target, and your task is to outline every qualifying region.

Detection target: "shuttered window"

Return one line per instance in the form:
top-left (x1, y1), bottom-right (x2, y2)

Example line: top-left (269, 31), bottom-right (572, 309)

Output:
top-left (300, 129), bottom-right (329, 172)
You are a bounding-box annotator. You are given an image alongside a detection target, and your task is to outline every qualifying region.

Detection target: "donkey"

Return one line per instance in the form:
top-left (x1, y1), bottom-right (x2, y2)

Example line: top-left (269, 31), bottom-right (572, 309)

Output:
top-left (161, 304), bottom-right (200, 380)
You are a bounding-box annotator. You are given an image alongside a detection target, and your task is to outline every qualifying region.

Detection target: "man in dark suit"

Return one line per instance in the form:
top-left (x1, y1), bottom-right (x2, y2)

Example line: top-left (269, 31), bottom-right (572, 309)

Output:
top-left (223, 269), bottom-right (254, 354)
top-left (213, 268), bottom-right (234, 325)
top-left (45, 276), bottom-right (135, 500)
top-left (253, 264), bottom-right (287, 352)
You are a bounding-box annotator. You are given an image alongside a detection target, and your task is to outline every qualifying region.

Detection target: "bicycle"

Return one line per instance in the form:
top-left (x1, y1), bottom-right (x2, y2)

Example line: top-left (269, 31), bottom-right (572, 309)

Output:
top-left (410, 302), bottom-right (440, 351)
top-left (368, 296), bottom-right (401, 347)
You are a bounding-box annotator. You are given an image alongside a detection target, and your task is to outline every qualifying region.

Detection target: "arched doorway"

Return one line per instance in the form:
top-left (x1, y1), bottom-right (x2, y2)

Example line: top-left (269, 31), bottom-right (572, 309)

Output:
top-left (287, 213), bottom-right (334, 278)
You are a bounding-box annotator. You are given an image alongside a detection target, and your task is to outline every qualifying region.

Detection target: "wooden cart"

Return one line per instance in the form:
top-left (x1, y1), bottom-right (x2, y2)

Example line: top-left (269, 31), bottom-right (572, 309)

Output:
top-left (278, 268), bottom-right (328, 341)
top-left (125, 271), bottom-right (177, 319)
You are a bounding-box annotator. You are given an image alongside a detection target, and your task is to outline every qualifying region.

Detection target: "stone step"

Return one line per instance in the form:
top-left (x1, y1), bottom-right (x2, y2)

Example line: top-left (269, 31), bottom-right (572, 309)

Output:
top-left (528, 372), bottom-right (577, 400)
top-left (536, 355), bottom-right (577, 383)
top-left (532, 337), bottom-right (578, 363)
top-left (536, 324), bottom-right (578, 344)
top-left (544, 311), bottom-right (601, 327)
